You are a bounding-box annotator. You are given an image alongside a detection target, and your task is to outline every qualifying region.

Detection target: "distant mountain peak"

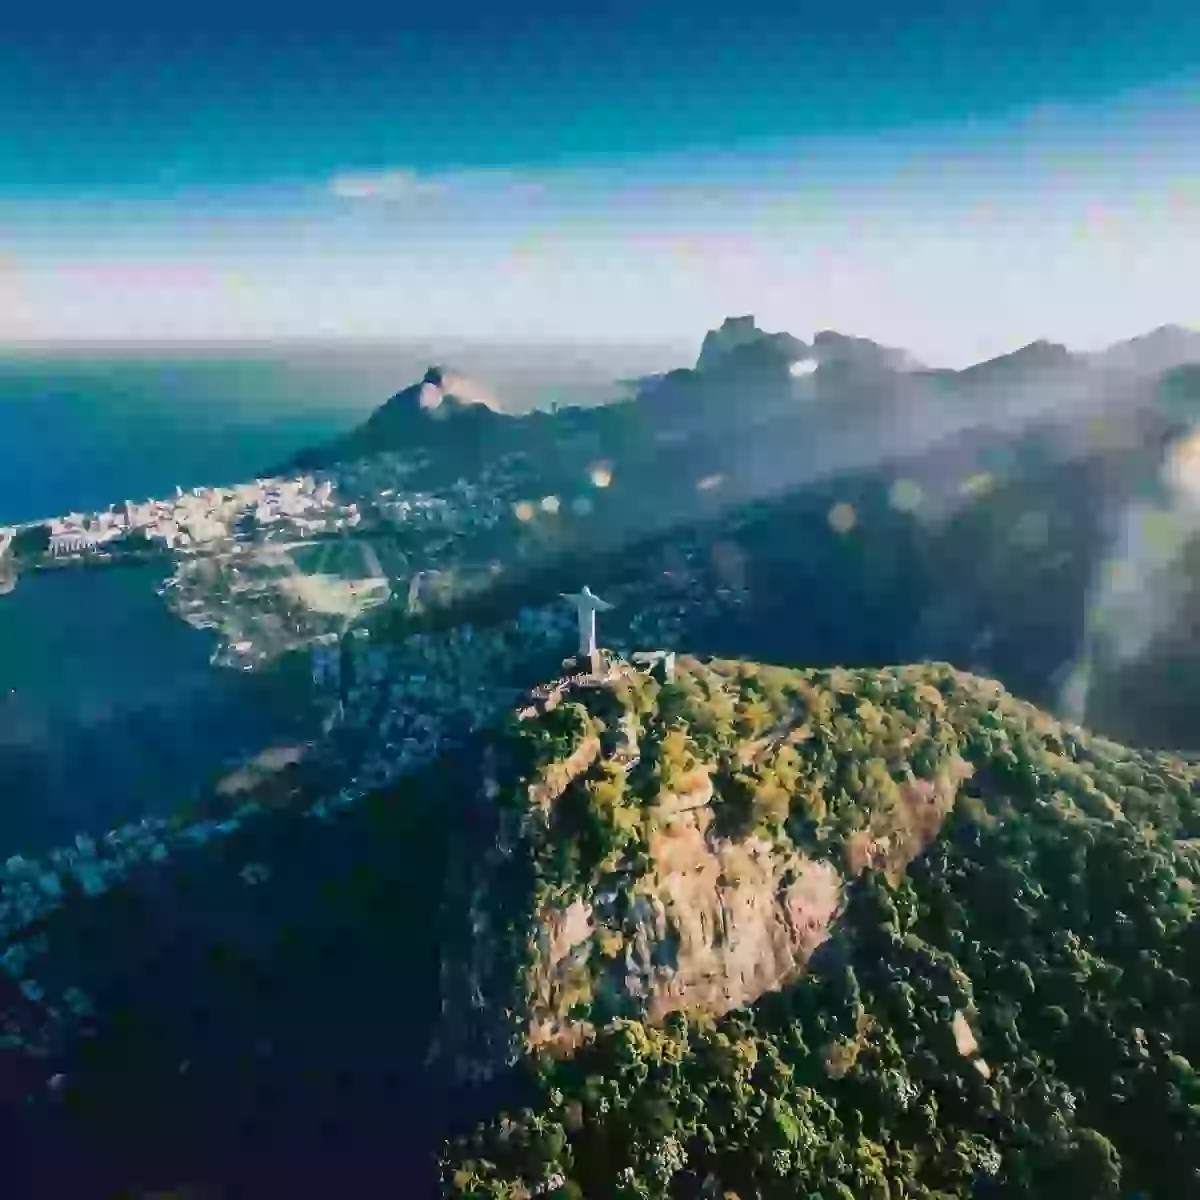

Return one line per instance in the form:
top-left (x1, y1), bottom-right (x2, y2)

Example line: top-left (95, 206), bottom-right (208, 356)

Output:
top-left (961, 339), bottom-right (1077, 380)
top-left (1096, 325), bottom-right (1200, 375)
top-left (284, 316), bottom-right (1196, 480)
top-left (1126, 322), bottom-right (1197, 344)
top-left (403, 365), bottom-right (501, 414)
top-left (696, 316), bottom-right (809, 373)
top-left (1010, 338), bottom-right (1073, 362)
top-left (719, 314), bottom-right (758, 334)
top-left (811, 329), bottom-right (921, 372)
top-left (695, 315), bottom-right (765, 370)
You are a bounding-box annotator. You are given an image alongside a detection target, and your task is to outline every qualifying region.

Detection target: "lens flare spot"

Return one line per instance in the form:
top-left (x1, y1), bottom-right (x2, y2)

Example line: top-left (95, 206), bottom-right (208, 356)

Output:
top-left (540, 495), bottom-right (561, 514)
top-left (513, 501), bottom-right (536, 522)
top-left (828, 502), bottom-right (858, 535)
top-left (696, 474), bottom-right (724, 492)
top-left (1140, 507), bottom-right (1183, 552)
top-left (1165, 428), bottom-right (1200, 506)
top-left (888, 478), bottom-right (924, 513)
top-left (589, 464), bottom-right (613, 489)
top-left (960, 472), bottom-right (994, 498)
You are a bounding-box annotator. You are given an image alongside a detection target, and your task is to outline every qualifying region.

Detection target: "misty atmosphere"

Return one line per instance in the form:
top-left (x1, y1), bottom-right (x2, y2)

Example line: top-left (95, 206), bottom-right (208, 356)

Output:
top-left (1, 4), bottom-right (1200, 1198)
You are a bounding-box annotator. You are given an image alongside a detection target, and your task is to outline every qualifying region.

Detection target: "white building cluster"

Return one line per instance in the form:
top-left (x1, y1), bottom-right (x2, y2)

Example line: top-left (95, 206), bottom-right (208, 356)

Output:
top-left (26, 473), bottom-right (353, 560)
top-left (46, 509), bottom-right (129, 556)
top-left (125, 475), bottom-right (350, 550)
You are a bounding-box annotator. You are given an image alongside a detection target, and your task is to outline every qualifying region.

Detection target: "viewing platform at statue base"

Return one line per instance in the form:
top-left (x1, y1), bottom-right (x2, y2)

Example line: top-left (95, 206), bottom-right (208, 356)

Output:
top-left (518, 647), bottom-right (677, 722)
top-left (561, 649), bottom-right (604, 678)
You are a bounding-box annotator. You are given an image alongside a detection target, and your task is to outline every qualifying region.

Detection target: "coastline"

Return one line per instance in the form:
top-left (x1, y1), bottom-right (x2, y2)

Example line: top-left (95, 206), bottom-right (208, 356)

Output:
top-left (0, 549), bottom-right (174, 594)
top-left (0, 563), bottom-right (322, 856)
top-left (23, 549), bottom-right (171, 573)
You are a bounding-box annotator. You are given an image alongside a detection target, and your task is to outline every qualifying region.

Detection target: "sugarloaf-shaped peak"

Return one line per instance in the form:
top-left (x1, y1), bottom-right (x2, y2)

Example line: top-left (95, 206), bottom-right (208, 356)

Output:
top-left (412, 364), bottom-right (501, 413)
top-left (279, 361), bottom-right (505, 470)
top-left (418, 366), bottom-right (448, 411)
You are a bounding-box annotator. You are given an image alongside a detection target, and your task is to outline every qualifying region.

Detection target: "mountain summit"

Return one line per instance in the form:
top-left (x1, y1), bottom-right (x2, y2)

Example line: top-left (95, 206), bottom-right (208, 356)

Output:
top-left (811, 328), bottom-right (921, 372)
top-left (288, 364), bottom-right (504, 471)
top-left (958, 339), bottom-right (1078, 381)
top-left (376, 364), bottom-right (501, 422)
top-left (1095, 324), bottom-right (1200, 375)
top-left (695, 315), bottom-right (810, 372)
top-left (414, 365), bottom-right (502, 413)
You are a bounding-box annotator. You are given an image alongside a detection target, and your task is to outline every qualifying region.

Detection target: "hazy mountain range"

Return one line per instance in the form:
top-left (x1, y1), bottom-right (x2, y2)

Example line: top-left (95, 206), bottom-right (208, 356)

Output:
top-left (293, 315), bottom-right (1200, 750)
top-left (290, 317), bottom-right (1200, 509)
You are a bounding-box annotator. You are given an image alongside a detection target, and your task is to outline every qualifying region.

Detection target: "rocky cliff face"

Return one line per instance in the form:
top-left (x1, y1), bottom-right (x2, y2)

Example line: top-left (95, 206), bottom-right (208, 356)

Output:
top-left (529, 814), bottom-right (843, 1048)
top-left (438, 655), bottom-right (978, 1079)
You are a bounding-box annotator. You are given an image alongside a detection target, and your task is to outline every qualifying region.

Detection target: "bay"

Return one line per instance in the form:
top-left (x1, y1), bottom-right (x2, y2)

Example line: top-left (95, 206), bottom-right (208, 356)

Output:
top-left (0, 562), bottom-right (316, 856)
top-left (0, 351), bottom-right (363, 856)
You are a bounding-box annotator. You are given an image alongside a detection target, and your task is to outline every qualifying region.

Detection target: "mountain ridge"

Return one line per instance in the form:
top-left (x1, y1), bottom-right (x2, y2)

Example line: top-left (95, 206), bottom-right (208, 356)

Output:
top-left (284, 316), bottom-right (1200, 483)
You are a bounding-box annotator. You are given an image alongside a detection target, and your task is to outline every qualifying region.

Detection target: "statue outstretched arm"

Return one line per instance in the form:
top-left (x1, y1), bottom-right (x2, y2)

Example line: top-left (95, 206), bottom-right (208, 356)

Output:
top-left (595, 598), bottom-right (615, 611)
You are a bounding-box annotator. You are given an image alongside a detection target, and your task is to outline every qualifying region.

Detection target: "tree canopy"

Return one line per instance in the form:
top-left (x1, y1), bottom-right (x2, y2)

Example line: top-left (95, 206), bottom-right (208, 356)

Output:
top-left (444, 658), bottom-right (1200, 1198)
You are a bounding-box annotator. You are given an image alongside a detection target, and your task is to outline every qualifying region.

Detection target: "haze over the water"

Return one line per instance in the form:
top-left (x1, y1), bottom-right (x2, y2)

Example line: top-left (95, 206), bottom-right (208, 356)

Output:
top-left (1, 4), bottom-right (1198, 365)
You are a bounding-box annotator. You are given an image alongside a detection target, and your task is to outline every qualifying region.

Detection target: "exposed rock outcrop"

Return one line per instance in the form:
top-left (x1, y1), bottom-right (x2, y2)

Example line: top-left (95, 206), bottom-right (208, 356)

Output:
top-left (438, 655), bottom-right (983, 1078)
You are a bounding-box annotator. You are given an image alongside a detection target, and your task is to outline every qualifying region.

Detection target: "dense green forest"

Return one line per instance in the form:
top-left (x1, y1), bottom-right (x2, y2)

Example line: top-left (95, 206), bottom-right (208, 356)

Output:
top-left (444, 659), bottom-right (1200, 1198)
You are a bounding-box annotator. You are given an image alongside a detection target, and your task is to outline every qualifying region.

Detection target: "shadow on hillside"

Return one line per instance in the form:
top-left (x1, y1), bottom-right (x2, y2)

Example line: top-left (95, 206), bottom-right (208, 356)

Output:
top-left (2, 753), bottom-right (518, 1198)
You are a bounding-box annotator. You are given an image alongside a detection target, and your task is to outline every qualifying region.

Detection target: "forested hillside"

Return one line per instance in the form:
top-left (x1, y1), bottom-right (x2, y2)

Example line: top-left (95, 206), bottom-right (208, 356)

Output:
top-left (5, 652), bottom-right (1199, 1196)
top-left (444, 657), bottom-right (1200, 1198)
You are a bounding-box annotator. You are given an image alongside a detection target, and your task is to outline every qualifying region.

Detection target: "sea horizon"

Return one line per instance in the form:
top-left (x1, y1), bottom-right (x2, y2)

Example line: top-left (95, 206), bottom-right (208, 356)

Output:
top-left (0, 338), bottom-right (684, 526)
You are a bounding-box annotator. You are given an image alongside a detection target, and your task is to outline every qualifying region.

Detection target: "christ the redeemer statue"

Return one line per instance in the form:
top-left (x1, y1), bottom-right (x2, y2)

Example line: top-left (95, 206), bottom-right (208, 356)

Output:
top-left (560, 585), bottom-right (614, 659)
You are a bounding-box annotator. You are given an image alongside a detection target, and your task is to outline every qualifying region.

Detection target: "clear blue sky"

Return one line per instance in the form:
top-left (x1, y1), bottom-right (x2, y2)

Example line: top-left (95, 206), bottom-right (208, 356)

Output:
top-left (2, 2), bottom-right (1198, 362)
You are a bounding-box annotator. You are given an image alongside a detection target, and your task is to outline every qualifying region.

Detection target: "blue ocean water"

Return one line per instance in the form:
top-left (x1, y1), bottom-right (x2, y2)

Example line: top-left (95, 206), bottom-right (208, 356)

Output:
top-left (0, 352), bottom-right (371, 854)
top-left (0, 353), bottom-right (367, 525)
top-left (0, 564), bottom-right (317, 856)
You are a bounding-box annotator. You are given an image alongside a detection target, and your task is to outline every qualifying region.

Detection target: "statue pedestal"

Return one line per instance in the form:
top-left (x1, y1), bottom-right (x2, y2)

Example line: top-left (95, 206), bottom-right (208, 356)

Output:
top-left (562, 650), bottom-right (603, 678)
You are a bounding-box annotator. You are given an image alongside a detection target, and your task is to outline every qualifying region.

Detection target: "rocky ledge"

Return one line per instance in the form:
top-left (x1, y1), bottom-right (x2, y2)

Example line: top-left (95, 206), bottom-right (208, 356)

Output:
top-left (436, 653), bottom-right (979, 1079)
